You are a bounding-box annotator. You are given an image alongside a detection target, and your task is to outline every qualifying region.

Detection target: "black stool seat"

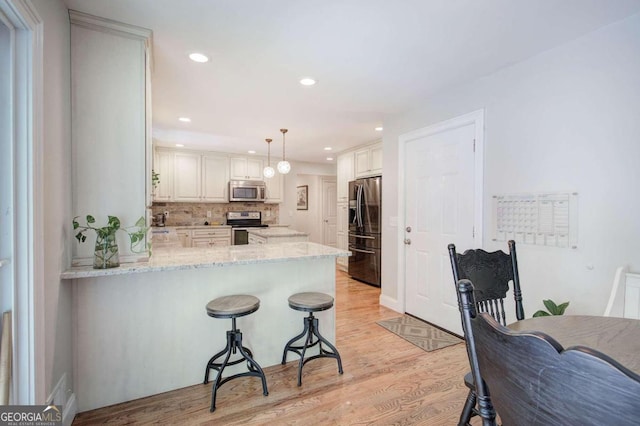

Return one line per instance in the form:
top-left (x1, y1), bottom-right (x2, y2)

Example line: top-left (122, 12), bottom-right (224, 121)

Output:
top-left (282, 292), bottom-right (343, 386)
top-left (204, 294), bottom-right (268, 412)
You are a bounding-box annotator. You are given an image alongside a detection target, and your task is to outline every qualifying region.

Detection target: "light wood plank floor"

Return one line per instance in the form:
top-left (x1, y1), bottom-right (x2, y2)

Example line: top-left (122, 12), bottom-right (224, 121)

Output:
top-left (73, 269), bottom-right (476, 425)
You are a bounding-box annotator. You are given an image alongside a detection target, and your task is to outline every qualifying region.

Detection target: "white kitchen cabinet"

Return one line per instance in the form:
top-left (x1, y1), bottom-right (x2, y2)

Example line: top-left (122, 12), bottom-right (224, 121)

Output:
top-left (153, 148), bottom-right (174, 202)
top-left (230, 157), bottom-right (263, 180)
top-left (173, 152), bottom-right (202, 201)
top-left (202, 154), bottom-right (229, 202)
top-left (191, 228), bottom-right (231, 247)
top-left (175, 228), bottom-right (191, 247)
top-left (355, 142), bottom-right (382, 177)
top-left (336, 202), bottom-right (349, 270)
top-left (264, 171), bottom-right (284, 203)
top-left (337, 152), bottom-right (354, 202)
top-left (166, 150), bottom-right (229, 202)
top-left (176, 227), bottom-right (231, 247)
top-left (70, 11), bottom-right (152, 265)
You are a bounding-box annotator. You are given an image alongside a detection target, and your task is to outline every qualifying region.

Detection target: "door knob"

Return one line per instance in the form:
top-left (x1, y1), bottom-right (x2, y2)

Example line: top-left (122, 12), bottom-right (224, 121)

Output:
top-left (404, 238), bottom-right (411, 245)
top-left (406, 226), bottom-right (412, 233)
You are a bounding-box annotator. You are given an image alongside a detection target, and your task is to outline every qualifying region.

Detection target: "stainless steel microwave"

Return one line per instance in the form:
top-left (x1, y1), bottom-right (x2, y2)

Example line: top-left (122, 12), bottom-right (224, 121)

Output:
top-left (229, 180), bottom-right (266, 202)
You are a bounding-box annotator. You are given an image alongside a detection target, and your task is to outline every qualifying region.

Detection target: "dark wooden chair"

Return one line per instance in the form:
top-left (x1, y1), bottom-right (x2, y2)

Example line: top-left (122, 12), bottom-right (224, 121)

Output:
top-left (456, 279), bottom-right (497, 426)
top-left (458, 279), bottom-right (640, 426)
top-left (448, 240), bottom-right (523, 425)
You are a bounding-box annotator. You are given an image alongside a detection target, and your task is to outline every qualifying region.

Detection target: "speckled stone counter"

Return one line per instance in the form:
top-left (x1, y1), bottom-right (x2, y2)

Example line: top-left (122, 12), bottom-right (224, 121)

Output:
top-left (247, 227), bottom-right (310, 244)
top-left (247, 227), bottom-right (308, 238)
top-left (66, 242), bottom-right (350, 412)
top-left (61, 242), bottom-right (347, 279)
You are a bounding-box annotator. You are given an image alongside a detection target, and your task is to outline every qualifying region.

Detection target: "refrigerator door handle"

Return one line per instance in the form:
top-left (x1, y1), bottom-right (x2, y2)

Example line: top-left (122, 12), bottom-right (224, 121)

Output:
top-left (349, 247), bottom-right (377, 255)
top-left (356, 184), bottom-right (364, 228)
top-left (349, 233), bottom-right (375, 239)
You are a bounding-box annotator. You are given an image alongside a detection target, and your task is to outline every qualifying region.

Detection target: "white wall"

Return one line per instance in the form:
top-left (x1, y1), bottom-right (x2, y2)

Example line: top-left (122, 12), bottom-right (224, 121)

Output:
top-left (382, 13), bottom-right (640, 316)
top-left (31, 0), bottom-right (73, 405)
top-left (280, 160), bottom-right (335, 228)
top-left (0, 12), bottom-right (11, 316)
top-left (292, 175), bottom-right (323, 242)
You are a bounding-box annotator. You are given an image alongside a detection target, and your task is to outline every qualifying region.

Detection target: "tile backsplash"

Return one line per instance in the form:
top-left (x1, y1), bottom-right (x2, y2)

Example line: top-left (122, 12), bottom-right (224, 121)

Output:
top-left (151, 202), bottom-right (279, 226)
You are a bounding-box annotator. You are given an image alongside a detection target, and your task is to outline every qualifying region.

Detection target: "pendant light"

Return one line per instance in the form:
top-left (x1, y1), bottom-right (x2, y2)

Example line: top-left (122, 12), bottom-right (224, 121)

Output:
top-left (263, 138), bottom-right (275, 178)
top-left (277, 128), bottom-right (291, 174)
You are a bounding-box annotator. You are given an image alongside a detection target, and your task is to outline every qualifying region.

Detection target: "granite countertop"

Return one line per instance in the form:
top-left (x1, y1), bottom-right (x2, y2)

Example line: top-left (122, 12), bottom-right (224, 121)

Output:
top-left (61, 242), bottom-right (350, 279)
top-left (247, 228), bottom-right (308, 238)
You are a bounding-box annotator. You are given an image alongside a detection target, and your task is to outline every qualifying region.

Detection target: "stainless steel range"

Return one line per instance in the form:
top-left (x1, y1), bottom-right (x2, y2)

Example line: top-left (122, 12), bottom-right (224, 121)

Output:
top-left (227, 211), bottom-right (268, 245)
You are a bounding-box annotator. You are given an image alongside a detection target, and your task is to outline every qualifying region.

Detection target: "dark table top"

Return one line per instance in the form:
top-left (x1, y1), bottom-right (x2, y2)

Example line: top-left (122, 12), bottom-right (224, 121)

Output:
top-left (509, 315), bottom-right (640, 375)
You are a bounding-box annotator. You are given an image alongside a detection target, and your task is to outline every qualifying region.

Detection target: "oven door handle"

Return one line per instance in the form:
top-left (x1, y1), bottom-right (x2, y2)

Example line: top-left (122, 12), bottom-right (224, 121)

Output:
top-left (349, 247), bottom-right (376, 255)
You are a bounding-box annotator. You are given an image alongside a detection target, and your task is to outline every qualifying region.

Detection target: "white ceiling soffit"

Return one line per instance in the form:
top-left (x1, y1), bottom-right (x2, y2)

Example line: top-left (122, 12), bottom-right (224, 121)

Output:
top-left (63, 0), bottom-right (640, 163)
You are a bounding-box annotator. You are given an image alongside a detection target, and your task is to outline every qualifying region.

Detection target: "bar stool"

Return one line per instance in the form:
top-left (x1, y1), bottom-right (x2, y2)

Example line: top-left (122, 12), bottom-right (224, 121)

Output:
top-left (203, 294), bottom-right (268, 412)
top-left (281, 292), bottom-right (343, 386)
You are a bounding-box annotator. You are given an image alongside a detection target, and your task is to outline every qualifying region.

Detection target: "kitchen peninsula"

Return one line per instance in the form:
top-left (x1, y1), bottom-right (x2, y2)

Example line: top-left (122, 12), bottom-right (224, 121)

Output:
top-left (62, 242), bottom-right (349, 412)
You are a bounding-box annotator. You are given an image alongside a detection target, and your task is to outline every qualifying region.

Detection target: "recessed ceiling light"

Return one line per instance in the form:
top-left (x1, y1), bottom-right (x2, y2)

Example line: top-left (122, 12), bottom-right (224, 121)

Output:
top-left (178, 117), bottom-right (191, 122)
top-left (175, 143), bottom-right (184, 147)
top-left (300, 78), bottom-right (316, 86)
top-left (324, 147), bottom-right (332, 151)
top-left (326, 157), bottom-right (334, 161)
top-left (375, 127), bottom-right (383, 131)
top-left (189, 53), bottom-right (209, 63)
top-left (248, 150), bottom-right (256, 154)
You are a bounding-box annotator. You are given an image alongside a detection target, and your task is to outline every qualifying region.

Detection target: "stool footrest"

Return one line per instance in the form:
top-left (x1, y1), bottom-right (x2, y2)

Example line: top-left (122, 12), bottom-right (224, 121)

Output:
top-left (281, 314), bottom-right (343, 386)
top-left (204, 327), bottom-right (268, 412)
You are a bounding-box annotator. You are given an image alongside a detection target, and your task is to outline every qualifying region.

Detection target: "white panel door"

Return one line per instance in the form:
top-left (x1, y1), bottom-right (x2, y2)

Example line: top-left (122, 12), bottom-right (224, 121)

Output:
top-left (322, 180), bottom-right (337, 247)
top-left (404, 123), bottom-right (476, 334)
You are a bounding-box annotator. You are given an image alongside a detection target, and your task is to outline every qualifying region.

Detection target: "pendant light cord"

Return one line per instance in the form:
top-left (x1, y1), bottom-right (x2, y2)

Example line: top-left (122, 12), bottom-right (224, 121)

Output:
top-left (280, 128), bottom-right (288, 161)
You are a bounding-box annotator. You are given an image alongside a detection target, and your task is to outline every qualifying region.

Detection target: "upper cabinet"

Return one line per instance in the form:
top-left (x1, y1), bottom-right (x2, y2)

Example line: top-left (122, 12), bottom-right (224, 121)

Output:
top-left (264, 171), bottom-right (284, 204)
top-left (230, 157), bottom-right (263, 180)
top-left (173, 152), bottom-right (202, 201)
top-left (355, 142), bottom-right (382, 178)
top-left (70, 11), bottom-right (152, 265)
top-left (202, 154), bottom-right (230, 202)
top-left (154, 148), bottom-right (229, 203)
top-left (337, 152), bottom-right (354, 202)
top-left (153, 148), bottom-right (174, 202)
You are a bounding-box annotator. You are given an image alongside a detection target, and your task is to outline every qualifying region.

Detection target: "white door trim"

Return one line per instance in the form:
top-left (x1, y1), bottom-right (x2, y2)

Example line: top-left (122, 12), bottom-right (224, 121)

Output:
top-left (0, 0), bottom-right (44, 404)
top-left (394, 109), bottom-right (484, 313)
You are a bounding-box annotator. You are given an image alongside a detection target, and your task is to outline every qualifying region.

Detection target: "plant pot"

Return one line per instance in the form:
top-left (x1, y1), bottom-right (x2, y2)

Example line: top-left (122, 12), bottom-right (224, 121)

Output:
top-left (94, 231), bottom-right (120, 269)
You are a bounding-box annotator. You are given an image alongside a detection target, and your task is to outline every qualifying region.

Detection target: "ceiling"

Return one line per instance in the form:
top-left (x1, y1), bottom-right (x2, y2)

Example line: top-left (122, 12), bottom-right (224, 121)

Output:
top-left (63, 0), bottom-right (640, 164)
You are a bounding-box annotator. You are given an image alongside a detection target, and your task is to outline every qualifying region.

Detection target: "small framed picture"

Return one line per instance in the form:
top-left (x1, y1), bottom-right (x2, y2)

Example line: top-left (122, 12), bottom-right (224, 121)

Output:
top-left (297, 185), bottom-right (308, 210)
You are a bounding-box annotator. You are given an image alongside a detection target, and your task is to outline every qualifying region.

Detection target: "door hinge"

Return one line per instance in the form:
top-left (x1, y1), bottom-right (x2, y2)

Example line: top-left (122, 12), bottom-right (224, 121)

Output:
top-left (473, 139), bottom-right (476, 152)
top-left (472, 226), bottom-right (475, 238)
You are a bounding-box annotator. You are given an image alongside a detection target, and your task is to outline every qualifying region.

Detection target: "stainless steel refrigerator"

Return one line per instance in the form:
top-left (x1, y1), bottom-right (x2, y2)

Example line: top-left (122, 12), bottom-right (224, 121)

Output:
top-left (348, 176), bottom-right (381, 287)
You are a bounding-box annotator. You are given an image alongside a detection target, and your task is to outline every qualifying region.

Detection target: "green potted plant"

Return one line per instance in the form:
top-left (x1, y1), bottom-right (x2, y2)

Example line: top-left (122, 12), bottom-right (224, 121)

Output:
top-left (152, 169), bottom-right (160, 190)
top-left (533, 299), bottom-right (570, 317)
top-left (73, 215), bottom-right (149, 269)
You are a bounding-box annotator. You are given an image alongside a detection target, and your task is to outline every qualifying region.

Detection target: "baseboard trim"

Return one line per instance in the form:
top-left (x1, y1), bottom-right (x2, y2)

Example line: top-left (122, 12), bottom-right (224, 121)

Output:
top-left (379, 294), bottom-right (402, 313)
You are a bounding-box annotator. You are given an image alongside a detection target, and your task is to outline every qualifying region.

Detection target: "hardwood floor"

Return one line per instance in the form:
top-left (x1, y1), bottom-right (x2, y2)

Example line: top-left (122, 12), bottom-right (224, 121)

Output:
top-left (73, 269), bottom-right (476, 425)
